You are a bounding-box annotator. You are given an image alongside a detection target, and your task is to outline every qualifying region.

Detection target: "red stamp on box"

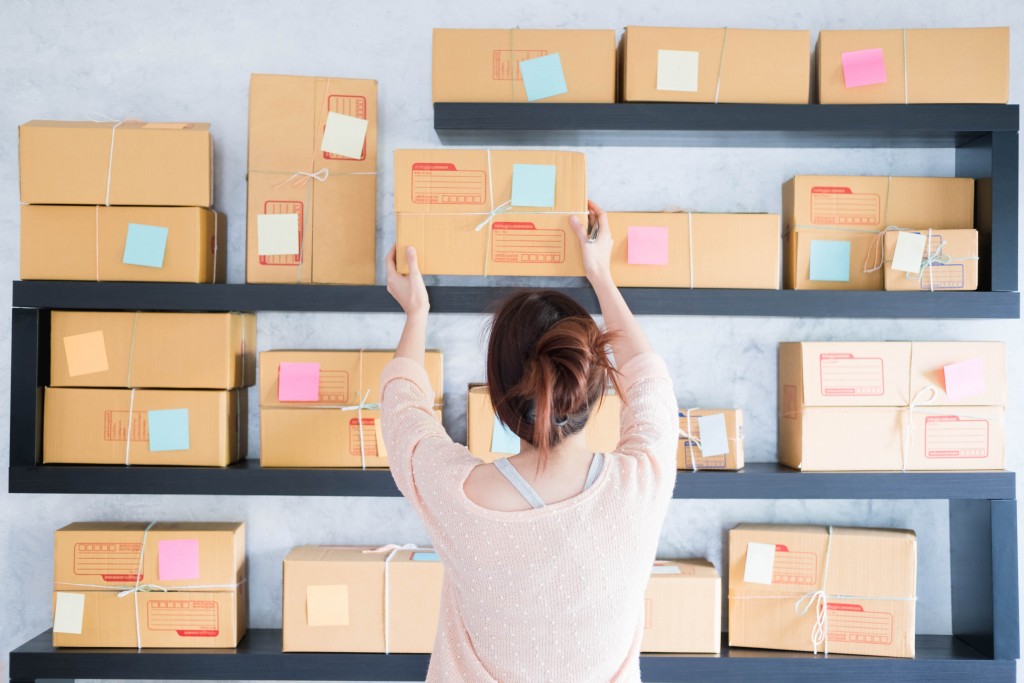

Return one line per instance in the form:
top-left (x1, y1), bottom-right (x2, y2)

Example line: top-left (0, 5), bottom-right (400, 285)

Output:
top-left (73, 542), bottom-right (143, 582)
top-left (411, 163), bottom-right (486, 205)
top-left (810, 186), bottom-right (880, 226)
top-left (491, 221), bottom-right (565, 264)
top-left (147, 599), bottom-right (220, 637)
top-left (819, 353), bottom-right (885, 397)
top-left (349, 417), bottom-right (380, 457)
top-left (771, 545), bottom-right (817, 586)
top-left (492, 49), bottom-right (548, 80)
top-left (104, 410), bottom-right (148, 442)
top-left (322, 94), bottom-right (368, 161)
top-left (924, 415), bottom-right (990, 458)
top-left (826, 602), bottom-right (893, 645)
top-left (259, 201), bottom-right (303, 266)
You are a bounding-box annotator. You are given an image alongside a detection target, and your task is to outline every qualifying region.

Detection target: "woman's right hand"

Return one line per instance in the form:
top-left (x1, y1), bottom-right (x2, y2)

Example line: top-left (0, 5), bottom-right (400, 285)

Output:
top-left (570, 199), bottom-right (613, 285)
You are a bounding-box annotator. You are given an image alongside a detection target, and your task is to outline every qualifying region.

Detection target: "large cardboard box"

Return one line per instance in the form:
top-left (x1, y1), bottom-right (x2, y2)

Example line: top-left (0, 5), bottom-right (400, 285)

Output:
top-left (259, 350), bottom-right (443, 468)
top-left (620, 27), bottom-right (810, 104)
top-left (52, 522), bottom-right (246, 648)
top-left (19, 120), bottom-right (213, 207)
top-left (782, 176), bottom-right (974, 290)
top-left (677, 408), bottom-right (744, 470)
top-left (818, 28), bottom-right (1009, 104)
top-left (882, 228), bottom-right (979, 292)
top-left (247, 74), bottom-right (377, 284)
top-left (466, 385), bottom-right (620, 462)
top-left (21, 206), bottom-right (225, 283)
top-left (608, 212), bottom-right (779, 289)
top-left (394, 149), bottom-right (588, 276)
top-left (729, 524), bottom-right (916, 657)
top-left (642, 559), bottom-right (721, 653)
top-left (43, 387), bottom-right (246, 466)
top-left (50, 311), bottom-right (255, 389)
top-left (282, 546), bottom-right (442, 653)
top-left (432, 29), bottom-right (616, 103)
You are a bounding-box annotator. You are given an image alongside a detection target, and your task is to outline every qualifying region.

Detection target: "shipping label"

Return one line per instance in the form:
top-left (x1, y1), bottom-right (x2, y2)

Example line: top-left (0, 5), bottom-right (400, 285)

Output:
top-left (770, 544), bottom-right (817, 586)
top-left (73, 542), bottom-right (143, 582)
top-left (147, 599), bottom-right (220, 637)
top-left (924, 415), bottom-right (990, 459)
top-left (259, 200), bottom-right (303, 266)
top-left (826, 602), bottom-right (893, 645)
top-left (491, 221), bottom-right (565, 264)
top-left (348, 417), bottom-right (381, 458)
top-left (411, 162), bottom-right (486, 205)
top-left (104, 410), bottom-right (148, 442)
top-left (810, 186), bottom-right (880, 226)
top-left (492, 49), bottom-right (548, 80)
top-left (917, 264), bottom-right (965, 290)
top-left (819, 353), bottom-right (885, 397)
top-left (322, 94), bottom-right (367, 161)
top-left (318, 370), bottom-right (350, 403)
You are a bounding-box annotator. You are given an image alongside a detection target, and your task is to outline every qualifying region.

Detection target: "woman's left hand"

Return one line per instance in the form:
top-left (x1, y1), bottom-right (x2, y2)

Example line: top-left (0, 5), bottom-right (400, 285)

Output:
top-left (386, 245), bottom-right (430, 317)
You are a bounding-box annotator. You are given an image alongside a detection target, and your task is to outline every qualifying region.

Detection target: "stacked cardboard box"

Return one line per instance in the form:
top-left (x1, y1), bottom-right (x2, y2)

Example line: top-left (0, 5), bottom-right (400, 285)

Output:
top-left (259, 350), bottom-right (443, 468)
top-left (881, 228), bottom-right (979, 291)
top-left (43, 311), bottom-right (255, 466)
top-left (52, 522), bottom-right (247, 648)
top-left (677, 408), bottom-right (744, 470)
top-left (779, 341), bottom-right (1006, 471)
top-left (19, 120), bottom-right (224, 283)
top-left (642, 559), bottom-right (721, 653)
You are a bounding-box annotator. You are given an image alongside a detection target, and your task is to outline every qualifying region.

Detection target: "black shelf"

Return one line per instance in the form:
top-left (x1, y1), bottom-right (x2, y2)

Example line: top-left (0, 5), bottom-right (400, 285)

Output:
top-left (9, 630), bottom-right (1012, 682)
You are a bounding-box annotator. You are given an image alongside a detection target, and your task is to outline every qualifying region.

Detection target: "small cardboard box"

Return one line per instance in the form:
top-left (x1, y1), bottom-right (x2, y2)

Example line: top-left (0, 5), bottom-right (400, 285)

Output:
top-left (51, 311), bottom-right (256, 389)
top-left (882, 229), bottom-right (979, 291)
top-left (21, 206), bottom-right (225, 283)
top-left (52, 522), bottom-right (246, 648)
top-left (608, 212), bottom-right (780, 289)
top-left (620, 27), bottom-right (810, 104)
top-left (394, 149), bottom-right (587, 276)
top-left (282, 546), bottom-right (442, 653)
top-left (818, 28), bottom-right (1009, 104)
top-left (466, 385), bottom-right (620, 462)
top-left (43, 387), bottom-right (246, 466)
top-left (782, 175), bottom-right (974, 290)
top-left (729, 524), bottom-right (916, 657)
top-left (432, 29), bottom-right (616, 103)
top-left (19, 120), bottom-right (213, 207)
top-left (677, 408), bottom-right (744, 470)
top-left (247, 74), bottom-right (377, 285)
top-left (642, 559), bottom-right (721, 653)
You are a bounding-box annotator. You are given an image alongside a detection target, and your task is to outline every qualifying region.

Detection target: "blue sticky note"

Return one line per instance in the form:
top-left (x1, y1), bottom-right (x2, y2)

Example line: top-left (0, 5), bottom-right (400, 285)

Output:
top-left (411, 552), bottom-right (440, 562)
top-left (809, 240), bottom-right (851, 282)
top-left (491, 414), bottom-right (521, 455)
top-left (519, 53), bottom-right (568, 101)
top-left (148, 408), bottom-right (190, 452)
top-left (123, 223), bottom-right (168, 268)
top-left (511, 164), bottom-right (557, 208)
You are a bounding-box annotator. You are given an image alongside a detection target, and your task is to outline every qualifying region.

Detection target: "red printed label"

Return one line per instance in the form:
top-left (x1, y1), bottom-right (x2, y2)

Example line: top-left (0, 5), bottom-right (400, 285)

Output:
top-left (322, 94), bottom-right (368, 161)
top-left (348, 417), bottom-right (380, 457)
top-left (259, 201), bottom-right (303, 266)
top-left (491, 221), bottom-right (565, 264)
top-left (74, 542), bottom-right (143, 582)
top-left (411, 163), bottom-right (486, 205)
top-left (147, 599), bottom-right (220, 636)
top-left (771, 545), bottom-right (817, 586)
top-left (810, 186), bottom-right (880, 226)
top-left (924, 415), bottom-right (990, 458)
top-left (819, 354), bottom-right (885, 397)
top-left (826, 602), bottom-right (893, 645)
top-left (492, 49), bottom-right (548, 80)
top-left (317, 370), bottom-right (350, 403)
top-left (104, 410), bottom-right (148, 442)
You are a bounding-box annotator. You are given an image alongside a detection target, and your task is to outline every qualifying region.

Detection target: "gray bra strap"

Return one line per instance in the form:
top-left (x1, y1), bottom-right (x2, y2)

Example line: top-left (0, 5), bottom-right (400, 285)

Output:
top-left (584, 453), bottom-right (605, 491)
top-left (493, 458), bottom-right (546, 509)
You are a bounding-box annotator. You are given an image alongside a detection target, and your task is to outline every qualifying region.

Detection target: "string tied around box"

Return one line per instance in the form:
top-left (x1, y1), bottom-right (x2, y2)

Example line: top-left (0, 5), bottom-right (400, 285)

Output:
top-left (362, 543), bottom-right (430, 655)
top-left (678, 407), bottom-right (703, 472)
top-left (714, 28), bottom-right (729, 104)
top-left (88, 114), bottom-right (147, 207)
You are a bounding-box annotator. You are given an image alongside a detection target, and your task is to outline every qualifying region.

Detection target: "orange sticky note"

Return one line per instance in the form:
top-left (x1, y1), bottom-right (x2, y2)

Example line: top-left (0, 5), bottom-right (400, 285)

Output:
top-left (63, 330), bottom-right (109, 377)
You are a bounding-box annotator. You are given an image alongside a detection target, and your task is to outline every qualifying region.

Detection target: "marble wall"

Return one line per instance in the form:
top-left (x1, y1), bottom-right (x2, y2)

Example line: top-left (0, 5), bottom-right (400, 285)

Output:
top-left (1, 1), bottom-right (1022, 680)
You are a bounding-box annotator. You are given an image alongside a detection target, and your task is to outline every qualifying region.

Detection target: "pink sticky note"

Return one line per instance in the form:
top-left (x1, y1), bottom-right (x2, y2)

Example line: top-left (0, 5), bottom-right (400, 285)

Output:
top-left (943, 357), bottom-right (986, 402)
top-left (842, 48), bottom-right (887, 88)
top-left (627, 226), bottom-right (669, 266)
top-left (278, 362), bottom-right (320, 402)
top-left (158, 539), bottom-right (200, 581)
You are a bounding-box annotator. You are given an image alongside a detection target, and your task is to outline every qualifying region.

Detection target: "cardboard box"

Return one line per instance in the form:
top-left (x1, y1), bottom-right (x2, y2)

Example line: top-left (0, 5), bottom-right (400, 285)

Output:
top-left (818, 28), bottom-right (1009, 104)
top-left (394, 149), bottom-right (587, 276)
top-left (50, 311), bottom-right (256, 389)
top-left (677, 408), bottom-right (744, 470)
top-left (620, 27), bottom-right (810, 104)
top-left (43, 387), bottom-right (246, 466)
top-left (466, 385), bottom-right (620, 462)
top-left (247, 74), bottom-right (377, 284)
top-left (19, 120), bottom-right (213, 207)
top-left (52, 522), bottom-right (246, 648)
top-left (21, 206), bottom-right (225, 283)
top-left (282, 546), bottom-right (442, 653)
top-left (882, 229), bottom-right (979, 291)
top-left (608, 212), bottom-right (780, 289)
top-left (729, 524), bottom-right (916, 657)
top-left (782, 175), bottom-right (974, 290)
top-left (432, 29), bottom-right (616, 103)
top-left (642, 559), bottom-right (721, 653)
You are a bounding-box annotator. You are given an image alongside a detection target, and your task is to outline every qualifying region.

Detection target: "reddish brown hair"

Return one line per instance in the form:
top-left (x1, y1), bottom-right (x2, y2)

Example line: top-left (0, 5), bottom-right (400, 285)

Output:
top-left (486, 290), bottom-right (620, 465)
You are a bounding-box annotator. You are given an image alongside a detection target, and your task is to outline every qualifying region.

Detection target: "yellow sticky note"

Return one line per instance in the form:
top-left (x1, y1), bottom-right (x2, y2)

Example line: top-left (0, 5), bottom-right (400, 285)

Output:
top-left (63, 330), bottom-right (109, 377)
top-left (307, 584), bottom-right (349, 626)
top-left (321, 112), bottom-right (368, 159)
top-left (53, 592), bottom-right (85, 634)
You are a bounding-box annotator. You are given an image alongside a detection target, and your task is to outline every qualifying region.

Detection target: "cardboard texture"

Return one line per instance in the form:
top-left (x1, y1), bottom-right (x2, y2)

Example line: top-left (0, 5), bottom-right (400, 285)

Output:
top-left (19, 120), bottom-right (213, 207)
top-left (247, 74), bottom-right (377, 284)
top-left (608, 212), bottom-right (780, 289)
top-left (729, 524), bottom-right (916, 657)
top-left (818, 28), bottom-right (1009, 104)
top-left (432, 29), bottom-right (616, 103)
top-left (782, 175), bottom-right (974, 290)
top-left (43, 387), bottom-right (246, 466)
top-left (394, 149), bottom-right (588, 276)
top-left (282, 546), bottom-right (442, 653)
top-left (620, 27), bottom-right (810, 103)
top-left (50, 311), bottom-right (256, 389)
top-left (882, 229), bottom-right (979, 291)
top-left (52, 522), bottom-right (246, 648)
top-left (677, 408), bottom-right (744, 470)
top-left (641, 559), bottom-right (721, 653)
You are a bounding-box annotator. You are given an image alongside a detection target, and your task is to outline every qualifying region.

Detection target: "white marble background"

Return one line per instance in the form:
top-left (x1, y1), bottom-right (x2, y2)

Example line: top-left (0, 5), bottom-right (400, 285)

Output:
top-left (1, 0), bottom-right (1022, 680)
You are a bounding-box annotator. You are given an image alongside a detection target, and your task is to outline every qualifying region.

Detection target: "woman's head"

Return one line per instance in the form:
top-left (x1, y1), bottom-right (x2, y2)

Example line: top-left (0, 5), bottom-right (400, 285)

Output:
top-left (486, 290), bottom-right (620, 463)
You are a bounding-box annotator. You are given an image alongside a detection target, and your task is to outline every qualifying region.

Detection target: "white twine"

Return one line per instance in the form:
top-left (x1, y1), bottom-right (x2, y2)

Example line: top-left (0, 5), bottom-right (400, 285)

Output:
top-left (124, 387), bottom-right (137, 466)
top-left (211, 212), bottom-right (219, 283)
top-left (105, 120), bottom-right (125, 206)
top-left (126, 310), bottom-right (140, 387)
top-left (273, 168), bottom-right (331, 188)
top-left (902, 29), bottom-right (909, 105)
top-left (94, 205), bottom-right (101, 282)
top-left (687, 211), bottom-right (695, 289)
top-left (679, 407), bottom-right (702, 472)
top-left (714, 28), bottom-right (729, 104)
top-left (132, 521), bottom-right (155, 649)
top-left (362, 544), bottom-right (424, 655)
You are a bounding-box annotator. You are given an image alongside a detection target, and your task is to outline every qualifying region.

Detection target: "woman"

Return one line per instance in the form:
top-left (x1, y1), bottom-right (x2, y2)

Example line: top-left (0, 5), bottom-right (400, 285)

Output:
top-left (381, 200), bottom-right (678, 682)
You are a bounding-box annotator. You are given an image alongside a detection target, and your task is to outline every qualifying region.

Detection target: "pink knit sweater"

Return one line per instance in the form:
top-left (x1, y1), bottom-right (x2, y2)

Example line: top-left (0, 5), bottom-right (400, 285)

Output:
top-left (380, 353), bottom-right (677, 682)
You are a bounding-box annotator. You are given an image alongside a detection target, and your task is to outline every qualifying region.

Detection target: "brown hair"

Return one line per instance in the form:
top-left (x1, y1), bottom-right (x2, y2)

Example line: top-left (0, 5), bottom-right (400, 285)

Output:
top-left (486, 290), bottom-right (620, 465)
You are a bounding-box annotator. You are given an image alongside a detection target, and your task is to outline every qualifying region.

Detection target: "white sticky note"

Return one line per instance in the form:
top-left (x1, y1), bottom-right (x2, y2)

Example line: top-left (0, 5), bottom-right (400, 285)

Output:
top-left (651, 565), bottom-right (682, 575)
top-left (697, 413), bottom-right (729, 457)
top-left (53, 592), bottom-right (85, 634)
top-left (657, 50), bottom-right (699, 92)
top-left (257, 213), bottom-right (300, 256)
top-left (321, 111), bottom-right (368, 159)
top-left (744, 542), bottom-right (776, 585)
top-left (891, 231), bottom-right (927, 273)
